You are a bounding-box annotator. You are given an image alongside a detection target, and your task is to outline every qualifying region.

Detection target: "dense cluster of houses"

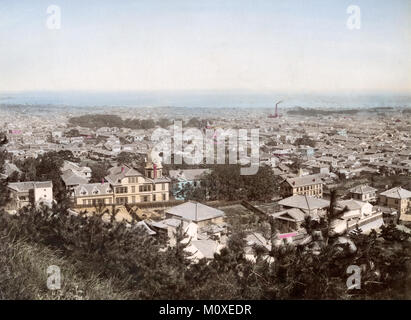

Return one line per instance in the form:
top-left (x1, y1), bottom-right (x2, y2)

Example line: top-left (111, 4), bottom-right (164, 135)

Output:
top-left (1, 107), bottom-right (411, 262)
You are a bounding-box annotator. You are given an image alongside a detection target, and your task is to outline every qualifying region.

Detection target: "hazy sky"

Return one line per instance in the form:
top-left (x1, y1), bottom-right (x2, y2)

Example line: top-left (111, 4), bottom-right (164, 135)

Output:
top-left (1, 0), bottom-right (410, 93)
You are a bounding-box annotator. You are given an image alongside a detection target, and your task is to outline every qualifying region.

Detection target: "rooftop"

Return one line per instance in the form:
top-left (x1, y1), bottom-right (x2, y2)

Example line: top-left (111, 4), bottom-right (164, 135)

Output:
top-left (278, 195), bottom-right (330, 211)
top-left (284, 174), bottom-right (325, 188)
top-left (349, 184), bottom-right (377, 194)
top-left (166, 201), bottom-right (225, 222)
top-left (380, 187), bottom-right (411, 199)
top-left (8, 181), bottom-right (53, 192)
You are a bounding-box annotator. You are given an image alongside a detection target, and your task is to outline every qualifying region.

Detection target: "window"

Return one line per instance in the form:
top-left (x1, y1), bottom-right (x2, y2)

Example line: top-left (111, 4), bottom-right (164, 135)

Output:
top-left (116, 187), bottom-right (128, 194)
top-left (162, 194), bottom-right (166, 201)
top-left (131, 186), bottom-right (135, 193)
top-left (153, 194), bottom-right (156, 201)
top-left (116, 197), bottom-right (128, 205)
top-left (143, 196), bottom-right (148, 202)
top-left (132, 196), bottom-right (136, 203)
top-left (82, 200), bottom-right (86, 205)
top-left (162, 183), bottom-right (165, 191)
top-left (139, 185), bottom-right (151, 192)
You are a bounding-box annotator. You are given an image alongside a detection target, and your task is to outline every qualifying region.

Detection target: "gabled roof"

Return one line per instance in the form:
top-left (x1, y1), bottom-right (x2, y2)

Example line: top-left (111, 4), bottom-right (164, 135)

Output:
top-left (284, 174), bottom-right (325, 188)
top-left (189, 240), bottom-right (220, 259)
top-left (61, 169), bottom-right (89, 186)
top-left (380, 187), bottom-right (411, 199)
top-left (278, 195), bottom-right (330, 211)
top-left (8, 181), bottom-right (53, 192)
top-left (135, 221), bottom-right (157, 236)
top-left (336, 199), bottom-right (370, 211)
top-left (73, 183), bottom-right (112, 197)
top-left (62, 161), bottom-right (91, 174)
top-left (245, 232), bottom-right (271, 250)
top-left (148, 218), bottom-right (181, 230)
top-left (166, 201), bottom-right (225, 222)
top-left (349, 184), bottom-right (377, 194)
top-left (271, 208), bottom-right (305, 222)
top-left (105, 165), bottom-right (143, 185)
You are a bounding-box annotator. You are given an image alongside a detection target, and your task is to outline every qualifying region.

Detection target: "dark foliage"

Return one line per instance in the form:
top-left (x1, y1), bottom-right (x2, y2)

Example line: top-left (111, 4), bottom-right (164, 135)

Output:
top-left (68, 114), bottom-right (173, 130)
top-left (177, 164), bottom-right (279, 202)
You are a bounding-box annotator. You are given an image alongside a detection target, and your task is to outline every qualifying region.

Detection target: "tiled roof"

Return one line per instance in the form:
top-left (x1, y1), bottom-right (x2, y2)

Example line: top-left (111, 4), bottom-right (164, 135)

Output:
top-left (380, 187), bottom-right (411, 199)
top-left (278, 195), bottom-right (330, 210)
top-left (349, 185), bottom-right (377, 194)
top-left (73, 183), bottom-right (113, 197)
top-left (105, 165), bottom-right (143, 185)
top-left (284, 174), bottom-right (325, 188)
top-left (166, 201), bottom-right (225, 222)
top-left (8, 181), bottom-right (53, 192)
top-left (61, 169), bottom-right (89, 186)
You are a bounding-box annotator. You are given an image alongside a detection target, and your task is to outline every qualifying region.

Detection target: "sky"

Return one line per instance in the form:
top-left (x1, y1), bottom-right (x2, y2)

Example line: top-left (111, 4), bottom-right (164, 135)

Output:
top-left (0, 0), bottom-right (410, 94)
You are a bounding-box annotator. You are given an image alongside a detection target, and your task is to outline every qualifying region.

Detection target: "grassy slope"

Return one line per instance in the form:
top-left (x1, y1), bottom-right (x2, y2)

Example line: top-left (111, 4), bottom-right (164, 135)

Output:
top-left (0, 235), bottom-right (129, 300)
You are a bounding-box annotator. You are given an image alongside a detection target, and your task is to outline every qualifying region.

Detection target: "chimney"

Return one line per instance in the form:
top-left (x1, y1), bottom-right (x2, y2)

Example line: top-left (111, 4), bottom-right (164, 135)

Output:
top-left (121, 167), bottom-right (124, 173)
top-left (153, 163), bottom-right (157, 179)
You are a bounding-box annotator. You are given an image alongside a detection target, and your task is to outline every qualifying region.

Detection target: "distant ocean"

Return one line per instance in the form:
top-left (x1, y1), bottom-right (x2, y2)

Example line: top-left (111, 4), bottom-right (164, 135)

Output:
top-left (0, 91), bottom-right (410, 109)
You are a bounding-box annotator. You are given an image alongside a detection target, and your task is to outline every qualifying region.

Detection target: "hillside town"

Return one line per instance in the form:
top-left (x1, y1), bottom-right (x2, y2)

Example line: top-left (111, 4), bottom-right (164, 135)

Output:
top-left (1, 106), bottom-right (410, 265)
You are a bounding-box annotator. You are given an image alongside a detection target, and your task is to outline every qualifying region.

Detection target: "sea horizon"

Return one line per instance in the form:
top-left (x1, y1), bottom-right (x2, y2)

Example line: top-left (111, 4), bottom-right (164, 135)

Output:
top-left (0, 90), bottom-right (410, 109)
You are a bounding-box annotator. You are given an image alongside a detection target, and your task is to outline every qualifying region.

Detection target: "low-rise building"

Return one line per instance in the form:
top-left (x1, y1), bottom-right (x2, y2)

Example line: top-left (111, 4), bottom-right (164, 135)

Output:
top-left (165, 201), bottom-right (225, 228)
top-left (7, 181), bottom-right (53, 209)
top-left (280, 174), bottom-right (324, 198)
top-left (379, 187), bottom-right (411, 217)
top-left (349, 185), bottom-right (378, 202)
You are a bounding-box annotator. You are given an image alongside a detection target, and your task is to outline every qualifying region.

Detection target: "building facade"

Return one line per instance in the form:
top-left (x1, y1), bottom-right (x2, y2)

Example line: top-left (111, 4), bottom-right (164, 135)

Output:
top-left (7, 181), bottom-right (53, 209)
top-left (72, 158), bottom-right (170, 207)
top-left (379, 187), bottom-right (411, 216)
top-left (349, 185), bottom-right (378, 202)
top-left (280, 174), bottom-right (324, 198)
